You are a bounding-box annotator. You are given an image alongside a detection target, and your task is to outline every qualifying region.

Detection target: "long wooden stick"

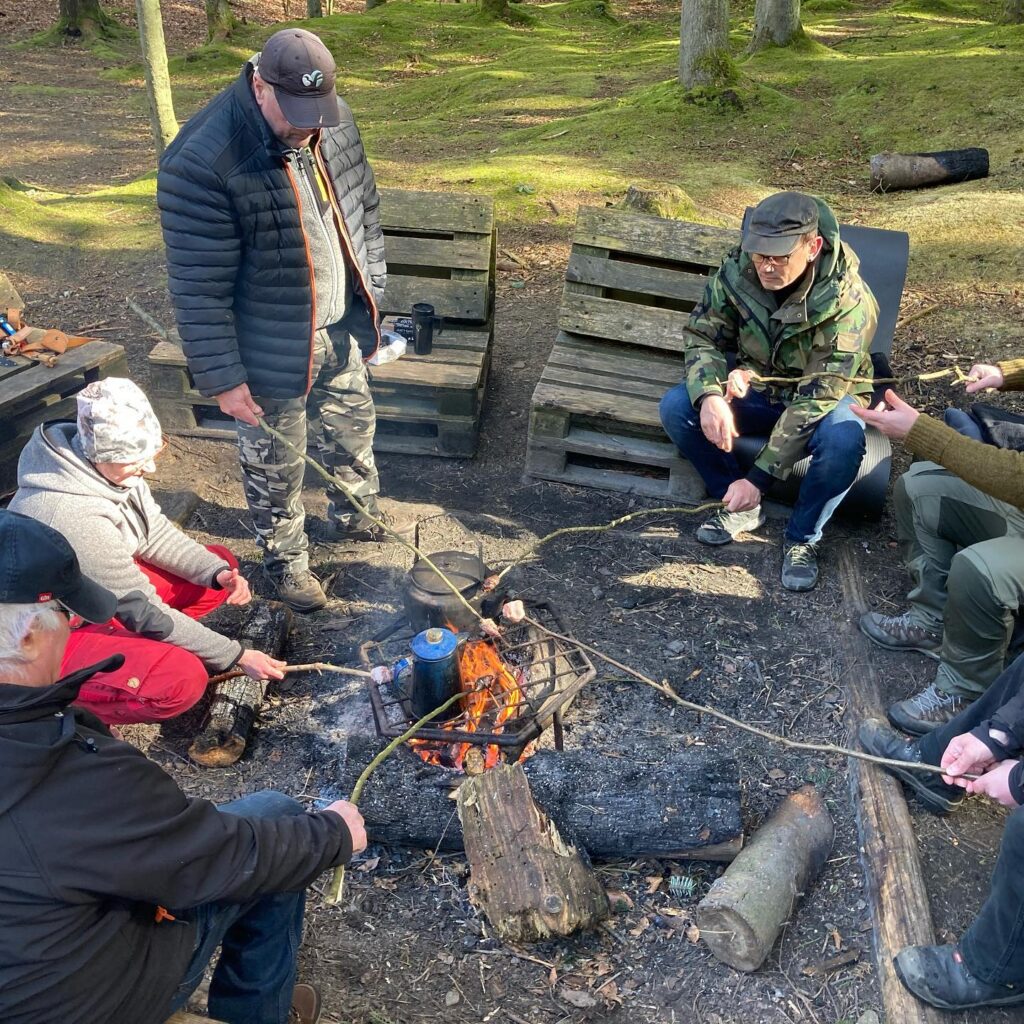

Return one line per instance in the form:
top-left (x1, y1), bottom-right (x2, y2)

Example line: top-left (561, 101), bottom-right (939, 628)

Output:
top-left (734, 364), bottom-right (967, 389)
top-left (206, 660), bottom-right (373, 686)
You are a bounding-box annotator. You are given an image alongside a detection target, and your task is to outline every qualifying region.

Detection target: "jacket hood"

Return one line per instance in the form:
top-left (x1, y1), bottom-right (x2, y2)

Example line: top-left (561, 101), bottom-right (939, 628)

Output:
top-left (17, 422), bottom-right (138, 508)
top-left (0, 656), bottom-right (123, 813)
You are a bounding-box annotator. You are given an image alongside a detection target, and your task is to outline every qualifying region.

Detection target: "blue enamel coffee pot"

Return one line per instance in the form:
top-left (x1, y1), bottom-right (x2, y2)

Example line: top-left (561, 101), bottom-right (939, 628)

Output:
top-left (409, 626), bottom-right (463, 721)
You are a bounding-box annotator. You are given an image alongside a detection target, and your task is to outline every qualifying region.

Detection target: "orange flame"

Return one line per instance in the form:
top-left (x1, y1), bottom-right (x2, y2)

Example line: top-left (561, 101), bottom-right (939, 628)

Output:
top-left (409, 638), bottom-right (530, 771)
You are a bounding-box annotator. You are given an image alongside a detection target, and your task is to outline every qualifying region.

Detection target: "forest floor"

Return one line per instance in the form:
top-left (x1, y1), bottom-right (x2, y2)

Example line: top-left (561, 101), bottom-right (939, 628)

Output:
top-left (1, 0), bottom-right (1024, 1022)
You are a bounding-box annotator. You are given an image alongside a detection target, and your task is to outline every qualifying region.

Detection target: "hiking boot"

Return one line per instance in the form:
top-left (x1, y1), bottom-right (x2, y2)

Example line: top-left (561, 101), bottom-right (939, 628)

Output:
top-left (781, 541), bottom-right (818, 592)
top-left (268, 568), bottom-right (328, 613)
top-left (860, 610), bottom-right (941, 659)
top-left (291, 982), bottom-right (323, 1024)
top-left (888, 683), bottom-right (971, 737)
top-left (894, 944), bottom-right (1024, 1010)
top-left (695, 506), bottom-right (766, 546)
top-left (329, 510), bottom-right (416, 546)
top-left (857, 718), bottom-right (963, 815)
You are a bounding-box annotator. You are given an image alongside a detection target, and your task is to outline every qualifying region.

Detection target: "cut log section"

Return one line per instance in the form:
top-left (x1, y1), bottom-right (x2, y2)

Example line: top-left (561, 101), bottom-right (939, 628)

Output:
top-left (189, 601), bottom-right (293, 767)
top-left (458, 762), bottom-right (610, 942)
top-left (340, 736), bottom-right (743, 859)
top-left (870, 148), bottom-right (989, 192)
top-left (695, 785), bottom-right (834, 971)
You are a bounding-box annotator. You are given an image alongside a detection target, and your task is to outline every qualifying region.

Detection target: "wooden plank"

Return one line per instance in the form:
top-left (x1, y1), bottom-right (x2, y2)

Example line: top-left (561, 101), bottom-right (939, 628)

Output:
top-left (380, 274), bottom-right (488, 322)
top-left (531, 381), bottom-right (662, 428)
top-left (558, 292), bottom-right (690, 352)
top-left (837, 545), bottom-right (946, 1024)
top-left (573, 206), bottom-right (739, 266)
top-left (0, 342), bottom-right (127, 408)
top-left (566, 250), bottom-right (710, 304)
top-left (384, 234), bottom-right (491, 271)
top-left (546, 333), bottom-right (687, 384)
top-left (0, 271), bottom-right (24, 310)
top-left (539, 365), bottom-right (670, 405)
top-left (379, 188), bottom-right (494, 236)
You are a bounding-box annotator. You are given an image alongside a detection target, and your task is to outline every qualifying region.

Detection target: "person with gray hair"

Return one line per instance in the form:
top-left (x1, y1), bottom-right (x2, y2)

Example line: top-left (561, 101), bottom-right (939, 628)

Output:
top-left (0, 509), bottom-right (364, 1024)
top-left (8, 377), bottom-right (284, 725)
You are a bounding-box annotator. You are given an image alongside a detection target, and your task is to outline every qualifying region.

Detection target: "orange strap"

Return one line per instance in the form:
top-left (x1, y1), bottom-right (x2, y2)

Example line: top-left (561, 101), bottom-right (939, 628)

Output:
top-left (154, 905), bottom-right (177, 923)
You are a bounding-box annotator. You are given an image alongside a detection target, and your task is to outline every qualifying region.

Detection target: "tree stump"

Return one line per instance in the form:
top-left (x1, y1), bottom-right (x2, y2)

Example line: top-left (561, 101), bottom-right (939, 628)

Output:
top-left (188, 601), bottom-right (292, 767)
top-left (619, 184), bottom-right (698, 220)
top-left (870, 148), bottom-right (989, 192)
top-left (457, 762), bottom-right (610, 942)
top-left (695, 785), bottom-right (834, 971)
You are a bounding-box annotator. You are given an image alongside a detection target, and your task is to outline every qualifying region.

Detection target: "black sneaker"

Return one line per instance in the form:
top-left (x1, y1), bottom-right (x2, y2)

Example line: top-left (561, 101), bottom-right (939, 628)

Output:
top-left (268, 568), bottom-right (328, 613)
top-left (858, 718), bottom-right (963, 814)
top-left (695, 506), bottom-right (766, 546)
top-left (781, 541), bottom-right (818, 592)
top-left (860, 610), bottom-right (941, 659)
top-left (895, 944), bottom-right (1024, 1010)
top-left (888, 683), bottom-right (971, 737)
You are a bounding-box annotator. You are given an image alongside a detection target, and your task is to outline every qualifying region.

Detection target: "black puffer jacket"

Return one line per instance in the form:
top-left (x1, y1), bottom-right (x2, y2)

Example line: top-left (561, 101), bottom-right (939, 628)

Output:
top-left (157, 63), bottom-right (386, 399)
top-left (0, 657), bottom-right (352, 1024)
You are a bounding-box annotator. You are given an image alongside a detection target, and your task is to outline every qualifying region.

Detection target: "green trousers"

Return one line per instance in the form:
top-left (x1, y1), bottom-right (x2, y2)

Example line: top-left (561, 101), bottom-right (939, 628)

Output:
top-left (235, 332), bottom-right (380, 576)
top-left (898, 461), bottom-right (1024, 697)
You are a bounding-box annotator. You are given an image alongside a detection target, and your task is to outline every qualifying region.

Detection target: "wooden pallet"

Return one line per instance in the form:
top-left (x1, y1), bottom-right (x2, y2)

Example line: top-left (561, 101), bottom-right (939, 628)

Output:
top-left (0, 341), bottom-right (128, 492)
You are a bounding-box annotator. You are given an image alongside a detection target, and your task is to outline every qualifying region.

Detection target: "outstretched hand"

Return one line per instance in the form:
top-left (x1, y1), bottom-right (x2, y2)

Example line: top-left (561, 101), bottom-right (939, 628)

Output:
top-left (216, 567), bottom-right (252, 606)
top-left (965, 362), bottom-right (1004, 394)
top-left (850, 389), bottom-right (920, 441)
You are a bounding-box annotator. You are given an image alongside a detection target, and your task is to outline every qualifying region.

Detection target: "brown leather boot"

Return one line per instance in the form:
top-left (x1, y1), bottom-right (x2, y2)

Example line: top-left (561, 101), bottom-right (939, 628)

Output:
top-left (290, 982), bottom-right (322, 1024)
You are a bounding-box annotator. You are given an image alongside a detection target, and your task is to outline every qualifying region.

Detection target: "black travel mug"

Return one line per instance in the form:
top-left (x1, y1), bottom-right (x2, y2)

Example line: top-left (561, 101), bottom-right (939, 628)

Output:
top-left (411, 302), bottom-right (440, 356)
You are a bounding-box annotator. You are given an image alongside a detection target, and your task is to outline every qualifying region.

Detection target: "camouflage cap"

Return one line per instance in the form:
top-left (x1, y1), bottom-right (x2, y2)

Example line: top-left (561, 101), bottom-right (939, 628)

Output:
top-left (76, 378), bottom-right (163, 465)
top-left (742, 191), bottom-right (820, 257)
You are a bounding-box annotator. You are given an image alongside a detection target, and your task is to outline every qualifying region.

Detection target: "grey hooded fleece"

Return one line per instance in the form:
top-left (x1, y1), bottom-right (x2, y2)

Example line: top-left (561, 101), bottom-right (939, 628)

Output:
top-left (9, 422), bottom-right (242, 670)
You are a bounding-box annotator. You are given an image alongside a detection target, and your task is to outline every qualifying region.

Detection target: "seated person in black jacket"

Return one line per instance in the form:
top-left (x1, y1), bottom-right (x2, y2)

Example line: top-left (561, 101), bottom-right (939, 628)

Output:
top-left (859, 652), bottom-right (1024, 1012)
top-left (0, 509), bottom-right (364, 1024)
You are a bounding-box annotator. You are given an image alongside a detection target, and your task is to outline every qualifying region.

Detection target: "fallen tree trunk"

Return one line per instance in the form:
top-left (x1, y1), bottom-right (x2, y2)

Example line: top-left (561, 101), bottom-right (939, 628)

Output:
top-left (189, 601), bottom-right (292, 767)
top-left (695, 785), bottom-right (833, 971)
top-left (458, 762), bottom-right (610, 941)
top-left (870, 148), bottom-right (989, 192)
top-left (340, 736), bottom-right (743, 859)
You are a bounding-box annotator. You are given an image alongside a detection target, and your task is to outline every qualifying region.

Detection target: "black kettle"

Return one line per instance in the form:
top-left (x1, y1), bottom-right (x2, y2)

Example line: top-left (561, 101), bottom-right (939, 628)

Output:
top-left (402, 549), bottom-right (503, 633)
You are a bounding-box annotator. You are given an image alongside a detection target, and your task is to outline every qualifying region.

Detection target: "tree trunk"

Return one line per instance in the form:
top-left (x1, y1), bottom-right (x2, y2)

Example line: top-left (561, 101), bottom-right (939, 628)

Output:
top-left (204, 0), bottom-right (236, 41)
top-left (749, 0), bottom-right (801, 50)
top-left (679, 0), bottom-right (731, 89)
top-left (870, 148), bottom-right (990, 192)
top-left (1003, 0), bottom-right (1023, 22)
top-left (189, 602), bottom-right (293, 767)
top-left (479, 0), bottom-right (511, 14)
top-left (365, 0), bottom-right (387, 8)
top-left (57, 0), bottom-right (120, 37)
top-left (135, 0), bottom-right (178, 158)
top-left (695, 785), bottom-right (834, 971)
top-left (458, 763), bottom-right (610, 942)
top-left (341, 737), bottom-right (744, 859)
top-left (307, 0), bottom-right (323, 16)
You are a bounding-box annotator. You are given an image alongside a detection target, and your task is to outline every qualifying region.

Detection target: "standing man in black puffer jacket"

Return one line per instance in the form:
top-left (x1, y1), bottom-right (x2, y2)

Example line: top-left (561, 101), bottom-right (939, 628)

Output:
top-left (158, 28), bottom-right (412, 614)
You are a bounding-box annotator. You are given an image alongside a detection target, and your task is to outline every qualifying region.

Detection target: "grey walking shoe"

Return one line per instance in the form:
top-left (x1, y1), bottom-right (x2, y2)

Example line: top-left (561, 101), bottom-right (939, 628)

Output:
top-left (887, 683), bottom-right (971, 737)
top-left (895, 944), bottom-right (1024, 1010)
top-left (781, 541), bottom-right (818, 591)
top-left (857, 718), bottom-right (963, 815)
top-left (695, 506), bottom-right (766, 546)
top-left (268, 568), bottom-right (328, 613)
top-left (329, 510), bottom-right (416, 545)
top-left (860, 610), bottom-right (941, 659)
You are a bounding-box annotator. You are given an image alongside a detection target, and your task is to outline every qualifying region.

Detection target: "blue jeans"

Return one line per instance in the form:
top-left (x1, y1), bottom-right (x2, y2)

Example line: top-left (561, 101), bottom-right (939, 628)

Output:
top-left (944, 407), bottom-right (986, 442)
top-left (166, 791), bottom-right (306, 1024)
top-left (659, 385), bottom-right (867, 544)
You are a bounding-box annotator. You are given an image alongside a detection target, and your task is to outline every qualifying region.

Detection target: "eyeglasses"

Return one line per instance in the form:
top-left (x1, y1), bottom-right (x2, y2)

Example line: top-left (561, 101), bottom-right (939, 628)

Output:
top-left (751, 252), bottom-right (795, 269)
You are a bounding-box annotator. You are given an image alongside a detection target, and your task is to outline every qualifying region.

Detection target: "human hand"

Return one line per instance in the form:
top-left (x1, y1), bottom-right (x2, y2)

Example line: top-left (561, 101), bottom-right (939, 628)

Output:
top-left (216, 567), bottom-right (252, 606)
top-left (965, 363), bottom-right (1004, 394)
top-left (941, 732), bottom-right (999, 787)
top-left (965, 759), bottom-right (1021, 807)
top-left (237, 648), bottom-right (287, 681)
top-left (725, 368), bottom-right (753, 402)
top-left (216, 383), bottom-right (263, 427)
top-left (722, 478), bottom-right (762, 512)
top-left (850, 389), bottom-right (920, 441)
top-left (700, 394), bottom-right (738, 452)
top-left (323, 800), bottom-right (368, 854)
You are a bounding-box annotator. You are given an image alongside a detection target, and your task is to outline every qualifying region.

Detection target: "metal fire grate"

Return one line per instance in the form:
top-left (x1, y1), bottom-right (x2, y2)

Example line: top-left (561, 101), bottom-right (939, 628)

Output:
top-left (363, 601), bottom-right (596, 759)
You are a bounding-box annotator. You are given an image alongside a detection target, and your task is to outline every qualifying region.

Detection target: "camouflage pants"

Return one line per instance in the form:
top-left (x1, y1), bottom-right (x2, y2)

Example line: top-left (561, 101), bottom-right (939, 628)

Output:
top-left (236, 332), bottom-right (380, 576)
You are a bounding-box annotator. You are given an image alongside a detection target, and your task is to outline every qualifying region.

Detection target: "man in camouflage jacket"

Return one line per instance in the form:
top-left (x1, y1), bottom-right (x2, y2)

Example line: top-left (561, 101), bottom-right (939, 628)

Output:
top-left (660, 191), bottom-right (879, 591)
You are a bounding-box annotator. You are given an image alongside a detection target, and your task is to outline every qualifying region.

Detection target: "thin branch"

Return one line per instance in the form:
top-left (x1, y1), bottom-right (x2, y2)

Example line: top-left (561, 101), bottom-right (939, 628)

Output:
top-left (125, 297), bottom-right (169, 340)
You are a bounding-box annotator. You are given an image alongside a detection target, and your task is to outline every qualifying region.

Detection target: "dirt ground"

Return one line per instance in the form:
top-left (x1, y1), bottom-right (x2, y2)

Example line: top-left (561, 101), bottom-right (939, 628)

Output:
top-left (2, 9), bottom-right (1024, 1024)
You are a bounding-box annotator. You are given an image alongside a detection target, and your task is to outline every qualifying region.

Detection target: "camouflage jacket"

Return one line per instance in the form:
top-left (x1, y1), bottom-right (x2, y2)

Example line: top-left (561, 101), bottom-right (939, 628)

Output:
top-left (682, 198), bottom-right (878, 485)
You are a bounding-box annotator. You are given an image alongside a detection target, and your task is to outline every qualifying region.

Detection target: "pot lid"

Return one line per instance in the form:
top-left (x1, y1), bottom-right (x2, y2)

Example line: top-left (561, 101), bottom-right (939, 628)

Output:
top-left (407, 550), bottom-right (487, 597)
top-left (410, 626), bottom-right (459, 661)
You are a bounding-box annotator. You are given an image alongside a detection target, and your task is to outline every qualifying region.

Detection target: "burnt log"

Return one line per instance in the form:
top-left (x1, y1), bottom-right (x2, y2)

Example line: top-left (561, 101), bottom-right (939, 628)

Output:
top-left (458, 762), bottom-right (610, 941)
top-left (189, 601), bottom-right (292, 767)
top-left (340, 736), bottom-right (743, 859)
top-left (695, 785), bottom-right (834, 971)
top-left (870, 148), bottom-right (989, 192)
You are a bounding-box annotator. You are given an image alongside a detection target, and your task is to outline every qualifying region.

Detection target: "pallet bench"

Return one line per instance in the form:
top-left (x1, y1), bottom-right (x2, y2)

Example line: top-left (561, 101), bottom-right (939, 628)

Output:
top-left (526, 205), bottom-right (906, 518)
top-left (149, 188), bottom-right (496, 458)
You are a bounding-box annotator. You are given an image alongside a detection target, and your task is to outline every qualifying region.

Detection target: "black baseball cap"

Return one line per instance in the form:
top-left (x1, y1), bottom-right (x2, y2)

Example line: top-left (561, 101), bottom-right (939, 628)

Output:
top-left (258, 29), bottom-right (340, 130)
top-left (742, 191), bottom-right (820, 257)
top-left (0, 510), bottom-right (117, 624)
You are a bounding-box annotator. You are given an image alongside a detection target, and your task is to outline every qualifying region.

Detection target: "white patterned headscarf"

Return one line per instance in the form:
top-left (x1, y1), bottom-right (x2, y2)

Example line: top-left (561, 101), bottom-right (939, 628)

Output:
top-left (76, 378), bottom-right (163, 464)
